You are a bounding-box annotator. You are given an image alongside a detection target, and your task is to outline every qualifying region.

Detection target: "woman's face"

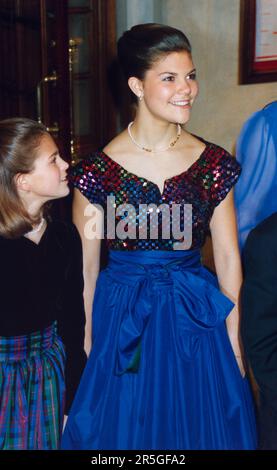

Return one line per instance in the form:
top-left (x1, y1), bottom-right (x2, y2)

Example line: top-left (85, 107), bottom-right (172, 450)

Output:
top-left (139, 50), bottom-right (198, 125)
top-left (24, 134), bottom-right (69, 203)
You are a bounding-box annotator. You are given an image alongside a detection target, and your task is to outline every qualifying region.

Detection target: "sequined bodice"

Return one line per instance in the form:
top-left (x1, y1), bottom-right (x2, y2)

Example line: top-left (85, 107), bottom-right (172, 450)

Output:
top-left (70, 141), bottom-right (241, 250)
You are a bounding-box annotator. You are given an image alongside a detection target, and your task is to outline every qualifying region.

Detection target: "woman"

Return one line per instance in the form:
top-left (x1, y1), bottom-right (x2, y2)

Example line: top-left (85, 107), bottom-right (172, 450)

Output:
top-left (62, 23), bottom-right (256, 449)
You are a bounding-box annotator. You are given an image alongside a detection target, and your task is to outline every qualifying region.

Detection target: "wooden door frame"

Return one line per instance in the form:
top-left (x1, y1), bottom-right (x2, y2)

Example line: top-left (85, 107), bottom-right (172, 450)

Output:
top-left (71, 0), bottom-right (117, 156)
top-left (40, 0), bottom-right (71, 160)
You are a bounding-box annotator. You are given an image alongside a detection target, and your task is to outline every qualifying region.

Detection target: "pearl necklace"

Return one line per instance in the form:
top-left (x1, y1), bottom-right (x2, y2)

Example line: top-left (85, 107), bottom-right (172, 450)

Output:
top-left (26, 217), bottom-right (46, 235)
top-left (127, 121), bottom-right (181, 153)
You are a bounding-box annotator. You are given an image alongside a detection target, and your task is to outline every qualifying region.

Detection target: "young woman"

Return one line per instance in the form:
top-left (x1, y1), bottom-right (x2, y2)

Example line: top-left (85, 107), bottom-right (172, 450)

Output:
top-left (62, 24), bottom-right (257, 449)
top-left (0, 118), bottom-right (87, 449)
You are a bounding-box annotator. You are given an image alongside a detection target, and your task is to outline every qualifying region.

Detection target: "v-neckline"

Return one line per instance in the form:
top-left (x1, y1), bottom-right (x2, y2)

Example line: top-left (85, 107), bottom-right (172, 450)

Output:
top-left (100, 143), bottom-right (209, 197)
top-left (22, 222), bottom-right (49, 247)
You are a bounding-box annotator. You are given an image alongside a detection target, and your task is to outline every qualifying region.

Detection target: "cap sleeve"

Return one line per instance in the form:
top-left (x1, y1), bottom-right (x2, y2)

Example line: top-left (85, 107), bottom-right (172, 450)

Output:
top-left (208, 146), bottom-right (241, 207)
top-left (69, 153), bottom-right (106, 206)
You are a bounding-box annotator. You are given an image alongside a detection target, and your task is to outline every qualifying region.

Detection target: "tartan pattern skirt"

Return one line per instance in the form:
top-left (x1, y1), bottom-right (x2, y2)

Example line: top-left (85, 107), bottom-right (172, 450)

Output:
top-left (0, 322), bottom-right (66, 450)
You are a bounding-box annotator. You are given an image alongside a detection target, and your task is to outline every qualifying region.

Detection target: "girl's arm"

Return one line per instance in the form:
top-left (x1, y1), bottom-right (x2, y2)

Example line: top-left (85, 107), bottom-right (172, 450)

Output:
top-left (210, 189), bottom-right (245, 376)
top-left (72, 188), bottom-right (102, 356)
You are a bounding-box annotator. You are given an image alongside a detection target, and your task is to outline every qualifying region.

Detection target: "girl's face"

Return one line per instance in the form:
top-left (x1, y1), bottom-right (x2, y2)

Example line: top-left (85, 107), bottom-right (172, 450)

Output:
top-left (140, 50), bottom-right (198, 125)
top-left (25, 134), bottom-right (69, 203)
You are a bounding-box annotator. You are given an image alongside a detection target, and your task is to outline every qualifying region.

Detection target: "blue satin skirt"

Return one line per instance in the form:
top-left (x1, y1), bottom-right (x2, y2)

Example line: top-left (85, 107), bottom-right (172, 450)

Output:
top-left (62, 249), bottom-right (257, 450)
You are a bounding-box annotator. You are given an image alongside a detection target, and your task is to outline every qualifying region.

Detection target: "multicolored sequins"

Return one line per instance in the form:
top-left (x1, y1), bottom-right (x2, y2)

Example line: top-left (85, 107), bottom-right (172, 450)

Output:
top-left (70, 142), bottom-right (241, 250)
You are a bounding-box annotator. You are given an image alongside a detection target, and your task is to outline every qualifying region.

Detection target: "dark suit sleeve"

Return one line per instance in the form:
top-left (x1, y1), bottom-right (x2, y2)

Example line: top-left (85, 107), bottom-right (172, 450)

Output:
top-left (58, 224), bottom-right (87, 414)
top-left (242, 226), bottom-right (277, 408)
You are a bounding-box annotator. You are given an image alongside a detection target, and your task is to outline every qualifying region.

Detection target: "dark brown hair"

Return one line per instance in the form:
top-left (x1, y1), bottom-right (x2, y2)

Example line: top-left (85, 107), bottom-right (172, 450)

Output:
top-left (0, 117), bottom-right (48, 239)
top-left (117, 23), bottom-right (192, 80)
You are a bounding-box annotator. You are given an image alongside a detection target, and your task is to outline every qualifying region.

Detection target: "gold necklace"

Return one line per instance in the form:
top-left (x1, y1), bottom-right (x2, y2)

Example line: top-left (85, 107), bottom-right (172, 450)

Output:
top-left (127, 121), bottom-right (181, 153)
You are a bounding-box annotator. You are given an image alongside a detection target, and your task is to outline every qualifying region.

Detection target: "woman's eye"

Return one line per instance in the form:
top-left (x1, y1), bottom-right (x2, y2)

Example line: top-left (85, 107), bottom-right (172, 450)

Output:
top-left (162, 76), bottom-right (175, 82)
top-left (51, 157), bottom-right (57, 164)
top-left (187, 72), bottom-right (196, 80)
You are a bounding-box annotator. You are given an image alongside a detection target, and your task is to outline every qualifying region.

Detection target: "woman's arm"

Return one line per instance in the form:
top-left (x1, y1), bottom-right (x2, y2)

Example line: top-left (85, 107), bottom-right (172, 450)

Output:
top-left (210, 189), bottom-right (245, 376)
top-left (72, 188), bottom-right (102, 356)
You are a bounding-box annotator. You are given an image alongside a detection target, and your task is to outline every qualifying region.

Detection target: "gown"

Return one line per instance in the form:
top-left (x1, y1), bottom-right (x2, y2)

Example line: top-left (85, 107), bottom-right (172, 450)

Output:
top-left (62, 141), bottom-right (257, 450)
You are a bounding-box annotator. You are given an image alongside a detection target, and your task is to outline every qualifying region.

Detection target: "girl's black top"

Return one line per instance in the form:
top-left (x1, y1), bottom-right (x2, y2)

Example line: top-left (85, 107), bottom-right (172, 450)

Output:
top-left (0, 220), bottom-right (87, 413)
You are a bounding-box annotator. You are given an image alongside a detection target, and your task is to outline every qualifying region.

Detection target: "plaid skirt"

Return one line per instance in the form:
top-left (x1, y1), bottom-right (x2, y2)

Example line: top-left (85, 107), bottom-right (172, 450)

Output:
top-left (0, 322), bottom-right (66, 450)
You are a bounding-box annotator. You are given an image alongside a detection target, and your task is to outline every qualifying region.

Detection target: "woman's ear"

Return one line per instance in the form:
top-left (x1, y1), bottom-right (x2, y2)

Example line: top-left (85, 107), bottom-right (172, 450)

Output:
top-left (14, 173), bottom-right (30, 192)
top-left (127, 76), bottom-right (144, 101)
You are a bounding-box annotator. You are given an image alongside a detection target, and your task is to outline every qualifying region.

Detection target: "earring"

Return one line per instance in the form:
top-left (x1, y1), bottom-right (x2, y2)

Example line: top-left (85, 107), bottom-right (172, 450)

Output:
top-left (139, 93), bottom-right (143, 101)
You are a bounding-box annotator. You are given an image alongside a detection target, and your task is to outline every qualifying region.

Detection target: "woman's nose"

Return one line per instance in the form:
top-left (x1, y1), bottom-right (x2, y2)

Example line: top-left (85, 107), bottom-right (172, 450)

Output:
top-left (60, 158), bottom-right (69, 170)
top-left (177, 78), bottom-right (191, 95)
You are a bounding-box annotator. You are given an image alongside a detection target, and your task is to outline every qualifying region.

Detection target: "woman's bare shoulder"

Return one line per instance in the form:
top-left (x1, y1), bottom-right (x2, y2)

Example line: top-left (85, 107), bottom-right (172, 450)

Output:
top-left (182, 131), bottom-right (206, 152)
top-left (103, 129), bottom-right (130, 159)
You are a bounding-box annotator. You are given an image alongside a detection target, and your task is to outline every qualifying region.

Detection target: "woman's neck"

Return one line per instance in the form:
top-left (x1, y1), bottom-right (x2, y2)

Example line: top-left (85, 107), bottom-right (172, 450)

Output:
top-left (20, 194), bottom-right (44, 220)
top-left (130, 116), bottom-right (180, 150)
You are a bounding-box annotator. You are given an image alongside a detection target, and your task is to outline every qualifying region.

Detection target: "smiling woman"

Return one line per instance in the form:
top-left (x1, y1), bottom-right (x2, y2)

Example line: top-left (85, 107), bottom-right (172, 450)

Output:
top-left (62, 24), bottom-right (257, 450)
top-left (126, 49), bottom-right (198, 133)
